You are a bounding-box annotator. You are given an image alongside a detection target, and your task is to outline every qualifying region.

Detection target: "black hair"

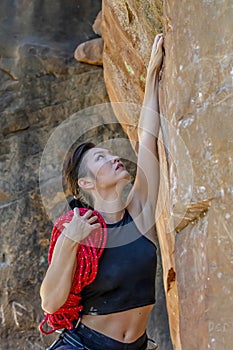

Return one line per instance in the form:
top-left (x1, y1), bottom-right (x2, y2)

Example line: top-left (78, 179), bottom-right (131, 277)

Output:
top-left (64, 142), bottom-right (95, 208)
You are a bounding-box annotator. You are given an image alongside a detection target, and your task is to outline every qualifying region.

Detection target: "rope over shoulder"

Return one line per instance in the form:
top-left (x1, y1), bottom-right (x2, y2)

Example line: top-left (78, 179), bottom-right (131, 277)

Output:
top-left (39, 208), bottom-right (107, 334)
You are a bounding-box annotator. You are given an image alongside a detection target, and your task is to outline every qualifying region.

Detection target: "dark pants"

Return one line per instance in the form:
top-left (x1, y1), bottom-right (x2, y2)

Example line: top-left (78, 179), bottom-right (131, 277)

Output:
top-left (47, 322), bottom-right (148, 350)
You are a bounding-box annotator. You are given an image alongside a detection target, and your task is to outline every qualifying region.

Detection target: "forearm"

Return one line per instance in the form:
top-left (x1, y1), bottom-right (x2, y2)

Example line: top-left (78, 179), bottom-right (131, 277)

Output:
top-left (138, 71), bottom-right (160, 146)
top-left (40, 234), bottom-right (78, 314)
top-left (138, 33), bottom-right (163, 143)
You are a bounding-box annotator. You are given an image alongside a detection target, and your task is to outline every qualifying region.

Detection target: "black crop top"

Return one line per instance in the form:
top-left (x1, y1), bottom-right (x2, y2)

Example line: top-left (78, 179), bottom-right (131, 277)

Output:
top-left (81, 209), bottom-right (157, 315)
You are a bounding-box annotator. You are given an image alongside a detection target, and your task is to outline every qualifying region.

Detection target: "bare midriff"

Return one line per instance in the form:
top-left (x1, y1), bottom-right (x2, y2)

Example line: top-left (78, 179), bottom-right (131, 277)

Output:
top-left (81, 304), bottom-right (154, 343)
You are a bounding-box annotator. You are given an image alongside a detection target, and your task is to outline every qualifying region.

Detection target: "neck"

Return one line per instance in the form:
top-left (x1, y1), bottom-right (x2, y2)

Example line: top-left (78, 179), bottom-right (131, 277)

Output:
top-left (93, 189), bottom-right (126, 224)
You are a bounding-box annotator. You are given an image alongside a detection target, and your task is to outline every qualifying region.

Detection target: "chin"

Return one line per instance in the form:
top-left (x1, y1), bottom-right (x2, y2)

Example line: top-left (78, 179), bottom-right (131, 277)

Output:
top-left (119, 170), bottom-right (132, 183)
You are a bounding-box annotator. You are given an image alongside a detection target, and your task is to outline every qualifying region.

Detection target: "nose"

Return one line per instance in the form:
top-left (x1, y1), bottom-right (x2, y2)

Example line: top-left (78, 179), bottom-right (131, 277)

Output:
top-left (111, 155), bottom-right (120, 163)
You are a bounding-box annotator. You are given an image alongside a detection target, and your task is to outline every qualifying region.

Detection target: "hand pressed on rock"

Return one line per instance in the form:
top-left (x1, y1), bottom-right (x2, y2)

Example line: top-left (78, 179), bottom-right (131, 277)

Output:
top-left (147, 33), bottom-right (164, 75)
top-left (62, 207), bottom-right (101, 242)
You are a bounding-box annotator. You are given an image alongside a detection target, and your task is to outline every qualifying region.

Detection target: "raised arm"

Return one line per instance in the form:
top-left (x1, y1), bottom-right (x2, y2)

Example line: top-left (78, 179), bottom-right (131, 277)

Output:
top-left (128, 34), bottom-right (164, 214)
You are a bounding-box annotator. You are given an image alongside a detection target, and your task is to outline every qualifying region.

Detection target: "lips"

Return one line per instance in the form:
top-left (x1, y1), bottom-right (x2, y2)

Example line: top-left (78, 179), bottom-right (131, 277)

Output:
top-left (115, 162), bottom-right (124, 171)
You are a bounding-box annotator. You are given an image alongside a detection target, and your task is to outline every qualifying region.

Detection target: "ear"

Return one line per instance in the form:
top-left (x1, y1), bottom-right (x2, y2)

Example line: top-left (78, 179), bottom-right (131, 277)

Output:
top-left (78, 177), bottom-right (95, 191)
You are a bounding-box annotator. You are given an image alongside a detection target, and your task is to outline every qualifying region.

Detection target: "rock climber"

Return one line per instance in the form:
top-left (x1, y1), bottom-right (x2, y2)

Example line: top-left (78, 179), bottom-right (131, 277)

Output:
top-left (39, 33), bottom-right (164, 350)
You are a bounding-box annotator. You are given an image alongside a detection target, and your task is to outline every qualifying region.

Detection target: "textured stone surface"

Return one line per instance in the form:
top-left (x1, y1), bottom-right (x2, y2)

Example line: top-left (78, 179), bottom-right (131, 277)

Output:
top-left (92, 10), bottom-right (102, 36)
top-left (102, 0), bottom-right (163, 142)
top-left (0, 0), bottom-right (101, 55)
top-left (74, 38), bottom-right (104, 66)
top-left (160, 1), bottom-right (233, 349)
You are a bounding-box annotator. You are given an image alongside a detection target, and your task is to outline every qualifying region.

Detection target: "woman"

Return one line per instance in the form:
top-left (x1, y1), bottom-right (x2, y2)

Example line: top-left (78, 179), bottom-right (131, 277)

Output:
top-left (40, 33), bottom-right (164, 350)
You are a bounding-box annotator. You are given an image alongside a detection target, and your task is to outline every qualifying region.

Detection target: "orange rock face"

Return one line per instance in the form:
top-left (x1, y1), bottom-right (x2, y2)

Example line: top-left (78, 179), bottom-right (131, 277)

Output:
top-left (92, 10), bottom-right (102, 36)
top-left (102, 1), bottom-right (233, 349)
top-left (102, 0), bottom-right (163, 142)
top-left (160, 1), bottom-right (233, 349)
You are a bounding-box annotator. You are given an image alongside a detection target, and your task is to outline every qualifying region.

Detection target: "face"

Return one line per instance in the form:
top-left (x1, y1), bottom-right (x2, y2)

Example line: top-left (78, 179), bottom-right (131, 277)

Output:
top-left (81, 147), bottom-right (131, 189)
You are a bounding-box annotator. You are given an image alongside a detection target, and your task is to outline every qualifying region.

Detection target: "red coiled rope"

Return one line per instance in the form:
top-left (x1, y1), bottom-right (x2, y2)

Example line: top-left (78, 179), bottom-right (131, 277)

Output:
top-left (39, 208), bottom-right (107, 334)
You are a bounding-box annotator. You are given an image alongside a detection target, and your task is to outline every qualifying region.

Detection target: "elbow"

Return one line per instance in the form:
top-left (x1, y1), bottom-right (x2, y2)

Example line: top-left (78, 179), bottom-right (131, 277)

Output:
top-left (41, 298), bottom-right (60, 314)
top-left (40, 287), bottom-right (63, 314)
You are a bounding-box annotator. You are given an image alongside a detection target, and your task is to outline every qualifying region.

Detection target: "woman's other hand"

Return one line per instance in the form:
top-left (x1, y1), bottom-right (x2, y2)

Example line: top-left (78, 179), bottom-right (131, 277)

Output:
top-left (62, 208), bottom-right (101, 243)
